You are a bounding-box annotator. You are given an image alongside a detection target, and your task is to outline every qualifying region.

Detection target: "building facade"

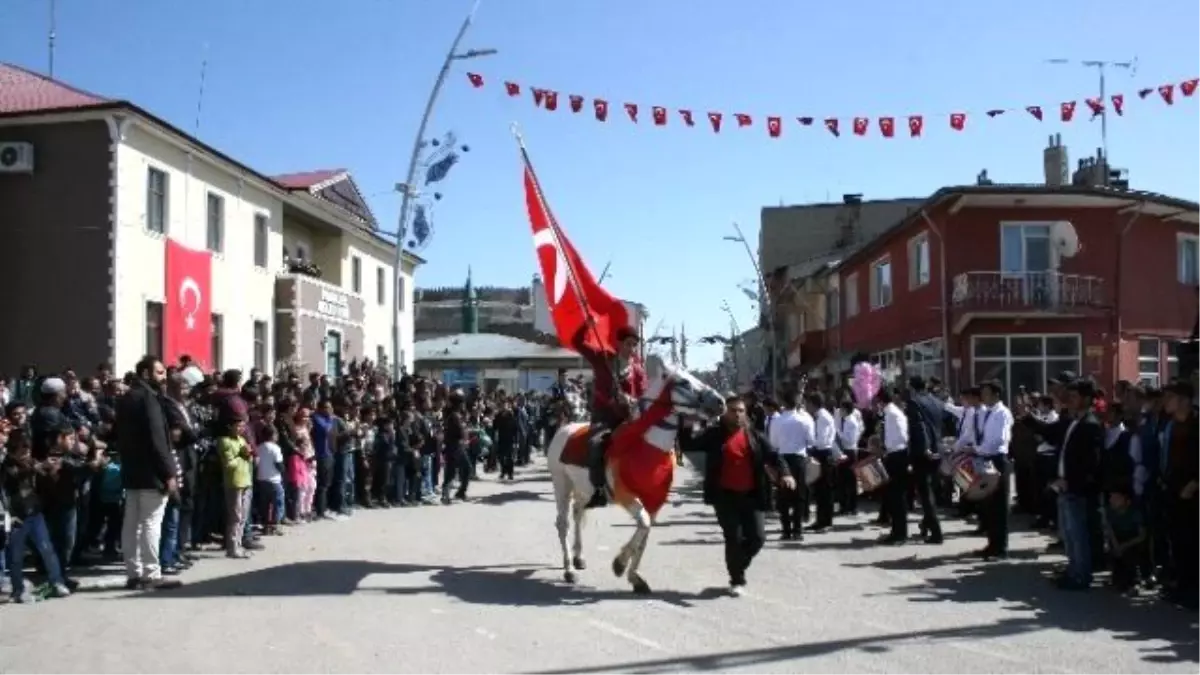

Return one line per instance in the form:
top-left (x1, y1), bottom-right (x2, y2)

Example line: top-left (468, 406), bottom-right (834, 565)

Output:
top-left (0, 63), bottom-right (420, 377)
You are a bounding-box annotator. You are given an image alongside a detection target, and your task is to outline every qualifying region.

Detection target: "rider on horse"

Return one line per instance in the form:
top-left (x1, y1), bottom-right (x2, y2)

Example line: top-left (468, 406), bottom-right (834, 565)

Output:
top-left (573, 322), bottom-right (647, 509)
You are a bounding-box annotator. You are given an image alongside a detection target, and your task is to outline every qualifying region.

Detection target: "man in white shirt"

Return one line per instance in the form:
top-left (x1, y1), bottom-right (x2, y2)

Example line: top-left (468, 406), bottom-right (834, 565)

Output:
top-left (804, 392), bottom-right (839, 530)
top-left (877, 386), bottom-right (911, 545)
top-left (972, 379), bottom-right (1014, 558)
top-left (834, 400), bottom-right (864, 515)
top-left (768, 390), bottom-right (814, 541)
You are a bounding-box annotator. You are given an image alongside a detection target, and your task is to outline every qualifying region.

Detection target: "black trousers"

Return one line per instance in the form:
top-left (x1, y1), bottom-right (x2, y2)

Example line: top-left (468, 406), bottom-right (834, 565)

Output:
top-left (910, 453), bottom-right (942, 539)
top-left (713, 490), bottom-right (766, 585)
top-left (1168, 493), bottom-right (1199, 599)
top-left (977, 455), bottom-right (1010, 553)
top-left (371, 456), bottom-right (393, 503)
top-left (1034, 452), bottom-right (1059, 525)
top-left (498, 444), bottom-right (516, 479)
top-left (883, 452), bottom-right (911, 540)
top-left (587, 411), bottom-right (619, 489)
top-left (836, 452), bottom-right (859, 514)
top-left (809, 449), bottom-right (835, 528)
top-left (315, 456), bottom-right (335, 516)
top-left (776, 454), bottom-right (809, 537)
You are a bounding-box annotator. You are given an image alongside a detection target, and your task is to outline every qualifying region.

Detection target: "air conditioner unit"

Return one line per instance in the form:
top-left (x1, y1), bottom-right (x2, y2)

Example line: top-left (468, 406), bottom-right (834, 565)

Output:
top-left (0, 142), bottom-right (35, 173)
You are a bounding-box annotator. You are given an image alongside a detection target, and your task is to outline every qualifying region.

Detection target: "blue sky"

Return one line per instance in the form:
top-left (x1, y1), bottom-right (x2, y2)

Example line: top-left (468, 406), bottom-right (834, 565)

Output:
top-left (3, 0), bottom-right (1198, 368)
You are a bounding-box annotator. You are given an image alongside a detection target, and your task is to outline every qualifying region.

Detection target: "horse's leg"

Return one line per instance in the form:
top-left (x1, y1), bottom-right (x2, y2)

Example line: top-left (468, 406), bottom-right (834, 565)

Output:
top-left (571, 499), bottom-right (587, 571)
top-left (553, 471), bottom-right (576, 584)
top-left (624, 497), bottom-right (652, 590)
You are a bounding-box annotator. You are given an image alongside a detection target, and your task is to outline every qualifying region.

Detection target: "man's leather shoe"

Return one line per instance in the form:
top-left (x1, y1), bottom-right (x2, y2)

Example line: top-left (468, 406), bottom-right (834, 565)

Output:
top-left (584, 490), bottom-right (609, 509)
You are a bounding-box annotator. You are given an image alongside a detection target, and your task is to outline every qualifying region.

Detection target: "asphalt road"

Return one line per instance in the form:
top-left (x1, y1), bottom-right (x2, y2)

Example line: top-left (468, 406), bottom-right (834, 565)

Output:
top-left (1, 459), bottom-right (1196, 674)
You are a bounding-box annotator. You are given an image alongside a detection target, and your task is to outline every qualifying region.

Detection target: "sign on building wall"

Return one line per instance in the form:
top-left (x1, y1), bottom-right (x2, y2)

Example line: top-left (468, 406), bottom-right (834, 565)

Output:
top-left (317, 289), bottom-right (352, 321)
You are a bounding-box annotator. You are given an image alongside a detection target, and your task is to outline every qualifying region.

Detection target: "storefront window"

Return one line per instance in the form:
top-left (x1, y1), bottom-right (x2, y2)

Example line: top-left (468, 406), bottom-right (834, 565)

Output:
top-left (971, 334), bottom-right (1081, 400)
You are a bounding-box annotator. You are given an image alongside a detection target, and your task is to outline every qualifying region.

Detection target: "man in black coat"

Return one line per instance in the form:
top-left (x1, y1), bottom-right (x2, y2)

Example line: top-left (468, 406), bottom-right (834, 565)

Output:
top-left (692, 394), bottom-right (793, 596)
top-left (114, 355), bottom-right (179, 591)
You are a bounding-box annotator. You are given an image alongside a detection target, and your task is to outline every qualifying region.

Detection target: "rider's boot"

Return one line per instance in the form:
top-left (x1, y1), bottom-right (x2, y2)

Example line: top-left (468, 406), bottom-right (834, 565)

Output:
top-left (584, 487), bottom-right (609, 509)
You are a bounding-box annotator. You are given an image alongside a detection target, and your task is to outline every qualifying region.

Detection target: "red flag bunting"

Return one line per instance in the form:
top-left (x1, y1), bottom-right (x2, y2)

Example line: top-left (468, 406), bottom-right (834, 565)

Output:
top-left (164, 239), bottom-right (213, 369)
top-left (907, 115), bottom-right (923, 137)
top-left (522, 151), bottom-right (629, 356)
top-left (469, 76), bottom-right (1198, 139)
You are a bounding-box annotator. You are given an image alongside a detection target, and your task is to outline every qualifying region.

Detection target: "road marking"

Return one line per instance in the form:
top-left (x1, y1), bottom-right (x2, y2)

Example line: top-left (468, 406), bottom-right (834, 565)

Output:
top-left (429, 608), bottom-right (446, 615)
top-left (587, 619), bottom-right (669, 652)
top-left (474, 627), bottom-right (497, 640)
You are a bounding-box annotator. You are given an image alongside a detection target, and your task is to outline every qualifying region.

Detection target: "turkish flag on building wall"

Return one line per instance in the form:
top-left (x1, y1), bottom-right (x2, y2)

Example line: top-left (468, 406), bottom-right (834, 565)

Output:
top-left (164, 238), bottom-right (213, 368)
top-left (521, 150), bottom-right (629, 355)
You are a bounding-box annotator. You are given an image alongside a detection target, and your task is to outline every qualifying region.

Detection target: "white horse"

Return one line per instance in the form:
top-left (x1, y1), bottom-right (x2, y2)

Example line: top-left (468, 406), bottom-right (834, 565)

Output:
top-left (545, 357), bottom-right (725, 594)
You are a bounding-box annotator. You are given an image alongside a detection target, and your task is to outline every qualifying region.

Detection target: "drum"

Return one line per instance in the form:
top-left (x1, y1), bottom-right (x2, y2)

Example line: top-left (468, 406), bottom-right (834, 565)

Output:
top-left (804, 457), bottom-right (822, 486)
top-left (853, 456), bottom-right (889, 493)
top-left (953, 456), bottom-right (1001, 501)
top-left (938, 450), bottom-right (960, 477)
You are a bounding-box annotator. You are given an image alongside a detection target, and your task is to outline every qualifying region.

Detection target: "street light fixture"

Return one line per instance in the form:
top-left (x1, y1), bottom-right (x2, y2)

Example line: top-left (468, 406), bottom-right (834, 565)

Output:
top-left (390, 0), bottom-right (496, 380)
top-left (723, 223), bottom-right (777, 396)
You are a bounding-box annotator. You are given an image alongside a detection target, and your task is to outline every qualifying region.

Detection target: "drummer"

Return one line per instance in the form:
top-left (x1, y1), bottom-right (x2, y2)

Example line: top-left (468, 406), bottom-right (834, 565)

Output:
top-left (947, 386), bottom-right (984, 518)
top-left (967, 379), bottom-right (1015, 559)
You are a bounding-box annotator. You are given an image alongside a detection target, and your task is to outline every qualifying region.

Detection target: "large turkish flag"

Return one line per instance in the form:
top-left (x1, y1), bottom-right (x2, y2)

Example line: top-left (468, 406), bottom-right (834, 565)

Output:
top-left (164, 238), bottom-right (212, 368)
top-left (522, 150), bottom-right (629, 355)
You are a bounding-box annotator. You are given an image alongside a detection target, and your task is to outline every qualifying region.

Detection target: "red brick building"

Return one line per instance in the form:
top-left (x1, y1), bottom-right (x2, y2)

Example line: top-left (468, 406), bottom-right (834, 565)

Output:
top-left (818, 184), bottom-right (1198, 394)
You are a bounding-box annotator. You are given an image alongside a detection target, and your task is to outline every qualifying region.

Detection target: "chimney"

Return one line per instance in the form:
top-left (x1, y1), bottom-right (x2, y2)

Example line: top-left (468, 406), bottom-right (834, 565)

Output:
top-left (1043, 133), bottom-right (1069, 186)
top-left (976, 169), bottom-right (993, 186)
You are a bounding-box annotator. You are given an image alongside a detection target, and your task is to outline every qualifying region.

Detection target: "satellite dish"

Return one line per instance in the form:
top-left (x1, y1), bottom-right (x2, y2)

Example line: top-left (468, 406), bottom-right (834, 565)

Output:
top-left (1051, 220), bottom-right (1080, 258)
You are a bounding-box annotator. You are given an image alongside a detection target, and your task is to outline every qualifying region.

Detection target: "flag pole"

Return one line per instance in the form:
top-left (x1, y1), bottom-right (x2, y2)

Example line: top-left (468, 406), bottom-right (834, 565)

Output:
top-left (512, 123), bottom-right (612, 356)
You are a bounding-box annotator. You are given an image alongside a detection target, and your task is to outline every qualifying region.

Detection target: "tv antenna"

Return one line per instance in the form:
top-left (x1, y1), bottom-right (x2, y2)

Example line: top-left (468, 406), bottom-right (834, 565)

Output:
top-left (1045, 57), bottom-right (1137, 162)
top-left (194, 43), bottom-right (210, 136)
top-left (47, 0), bottom-right (57, 77)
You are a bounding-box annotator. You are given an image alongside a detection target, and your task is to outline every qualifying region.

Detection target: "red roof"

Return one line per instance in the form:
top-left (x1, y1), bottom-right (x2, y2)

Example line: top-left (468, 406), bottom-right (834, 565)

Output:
top-left (272, 169), bottom-right (346, 190)
top-left (0, 62), bottom-right (111, 115)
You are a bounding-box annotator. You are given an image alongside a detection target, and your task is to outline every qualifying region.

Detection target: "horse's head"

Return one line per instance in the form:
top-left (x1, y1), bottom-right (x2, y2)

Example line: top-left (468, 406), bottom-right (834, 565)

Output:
top-left (644, 355), bottom-right (726, 421)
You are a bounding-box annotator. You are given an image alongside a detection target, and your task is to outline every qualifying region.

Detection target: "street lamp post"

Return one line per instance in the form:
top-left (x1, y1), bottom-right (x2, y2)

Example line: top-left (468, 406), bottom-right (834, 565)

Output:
top-left (723, 222), bottom-right (777, 396)
top-left (390, 0), bottom-right (496, 380)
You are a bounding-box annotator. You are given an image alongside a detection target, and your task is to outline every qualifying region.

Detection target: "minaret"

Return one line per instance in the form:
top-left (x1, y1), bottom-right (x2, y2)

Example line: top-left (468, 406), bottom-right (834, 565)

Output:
top-left (680, 322), bottom-right (689, 369)
top-left (462, 266), bottom-right (479, 334)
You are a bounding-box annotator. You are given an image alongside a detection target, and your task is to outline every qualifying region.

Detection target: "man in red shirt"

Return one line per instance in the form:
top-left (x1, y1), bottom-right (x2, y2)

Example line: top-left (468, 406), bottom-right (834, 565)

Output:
top-left (694, 394), bottom-right (794, 596)
top-left (573, 323), bottom-right (647, 509)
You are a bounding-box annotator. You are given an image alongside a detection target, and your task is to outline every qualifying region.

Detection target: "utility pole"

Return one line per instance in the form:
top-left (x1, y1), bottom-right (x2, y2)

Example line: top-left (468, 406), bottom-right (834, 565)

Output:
top-left (1046, 57), bottom-right (1136, 164)
top-left (47, 0), bottom-right (56, 77)
top-left (390, 0), bottom-right (495, 380)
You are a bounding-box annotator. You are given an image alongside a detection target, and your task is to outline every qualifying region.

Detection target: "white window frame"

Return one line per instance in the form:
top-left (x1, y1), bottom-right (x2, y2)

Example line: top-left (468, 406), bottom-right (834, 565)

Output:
top-left (1137, 337), bottom-right (1161, 387)
top-left (844, 272), bottom-right (859, 318)
top-left (1000, 222), bottom-right (1055, 274)
top-left (253, 320), bottom-right (268, 371)
top-left (252, 213), bottom-right (269, 268)
top-left (205, 192), bottom-right (224, 253)
top-left (908, 232), bottom-right (931, 289)
top-left (971, 333), bottom-right (1082, 399)
top-left (869, 255), bottom-right (892, 310)
top-left (1178, 233), bottom-right (1199, 286)
top-left (904, 337), bottom-right (945, 381)
top-left (146, 167), bottom-right (168, 234)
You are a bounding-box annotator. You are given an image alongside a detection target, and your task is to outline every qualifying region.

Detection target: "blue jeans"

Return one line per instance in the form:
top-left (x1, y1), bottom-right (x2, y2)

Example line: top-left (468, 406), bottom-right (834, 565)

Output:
top-left (342, 453), bottom-right (356, 513)
top-left (420, 455), bottom-right (434, 496)
top-left (6, 513), bottom-right (64, 598)
top-left (160, 502), bottom-right (180, 568)
top-left (1058, 493), bottom-right (1093, 584)
top-left (44, 507), bottom-right (77, 575)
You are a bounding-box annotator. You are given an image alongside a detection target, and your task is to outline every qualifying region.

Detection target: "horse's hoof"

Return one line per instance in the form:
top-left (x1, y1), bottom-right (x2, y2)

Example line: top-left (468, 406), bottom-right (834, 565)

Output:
top-left (572, 556), bottom-right (587, 570)
top-left (631, 577), bottom-right (652, 595)
top-left (611, 557), bottom-right (627, 578)
top-left (564, 570), bottom-right (577, 584)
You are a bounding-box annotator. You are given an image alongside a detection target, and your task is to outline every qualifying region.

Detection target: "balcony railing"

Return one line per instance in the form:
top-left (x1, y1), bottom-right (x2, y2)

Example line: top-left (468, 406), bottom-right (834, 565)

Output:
top-left (951, 271), bottom-right (1106, 313)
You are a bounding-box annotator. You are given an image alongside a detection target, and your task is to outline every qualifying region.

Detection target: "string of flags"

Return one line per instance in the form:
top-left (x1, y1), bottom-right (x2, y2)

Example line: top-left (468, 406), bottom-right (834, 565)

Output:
top-left (465, 72), bottom-right (1198, 138)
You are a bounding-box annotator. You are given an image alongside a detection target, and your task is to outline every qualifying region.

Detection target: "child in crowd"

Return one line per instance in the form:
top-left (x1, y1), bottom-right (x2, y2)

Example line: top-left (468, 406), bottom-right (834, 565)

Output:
top-left (96, 448), bottom-right (124, 559)
top-left (2, 427), bottom-right (71, 602)
top-left (255, 425), bottom-right (285, 536)
top-left (1106, 488), bottom-right (1147, 593)
top-left (289, 408), bottom-right (315, 522)
top-left (218, 419), bottom-right (254, 559)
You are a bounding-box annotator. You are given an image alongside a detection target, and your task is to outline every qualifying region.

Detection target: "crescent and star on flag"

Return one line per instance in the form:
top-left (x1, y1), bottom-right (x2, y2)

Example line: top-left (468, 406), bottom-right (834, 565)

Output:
top-left (179, 276), bottom-right (203, 329)
top-left (532, 228), bottom-right (569, 306)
